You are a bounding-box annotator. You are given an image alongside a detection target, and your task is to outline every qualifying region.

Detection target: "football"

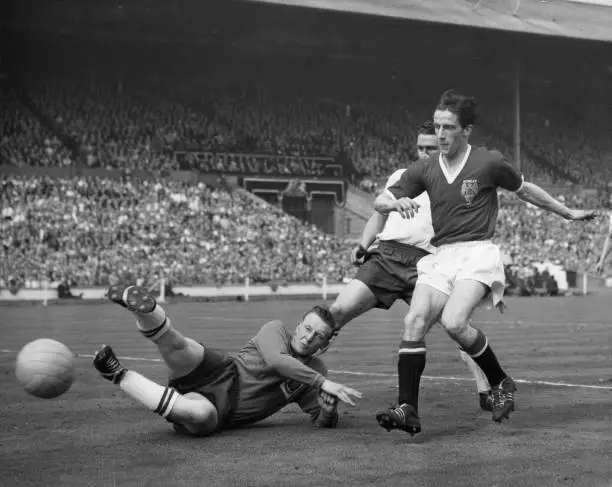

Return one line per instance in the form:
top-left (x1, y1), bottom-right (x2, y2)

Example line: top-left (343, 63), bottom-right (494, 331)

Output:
top-left (15, 338), bottom-right (76, 399)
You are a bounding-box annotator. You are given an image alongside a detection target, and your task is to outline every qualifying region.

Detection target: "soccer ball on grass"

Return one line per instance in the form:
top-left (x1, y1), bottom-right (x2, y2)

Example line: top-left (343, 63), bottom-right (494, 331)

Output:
top-left (15, 338), bottom-right (76, 399)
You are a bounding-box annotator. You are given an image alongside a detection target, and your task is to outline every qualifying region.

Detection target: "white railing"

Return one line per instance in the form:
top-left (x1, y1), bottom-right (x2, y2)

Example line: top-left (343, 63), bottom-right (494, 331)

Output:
top-left (7, 276), bottom-right (340, 304)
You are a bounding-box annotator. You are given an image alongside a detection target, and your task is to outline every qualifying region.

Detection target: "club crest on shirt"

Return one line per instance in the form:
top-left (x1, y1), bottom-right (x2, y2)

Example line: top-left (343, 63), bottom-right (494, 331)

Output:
top-left (281, 379), bottom-right (307, 401)
top-left (461, 178), bottom-right (479, 206)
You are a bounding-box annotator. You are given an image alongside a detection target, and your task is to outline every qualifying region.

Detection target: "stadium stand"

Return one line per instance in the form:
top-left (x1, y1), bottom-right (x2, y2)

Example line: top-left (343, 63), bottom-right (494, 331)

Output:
top-left (0, 175), bottom-right (354, 289)
top-left (1, 29), bottom-right (610, 293)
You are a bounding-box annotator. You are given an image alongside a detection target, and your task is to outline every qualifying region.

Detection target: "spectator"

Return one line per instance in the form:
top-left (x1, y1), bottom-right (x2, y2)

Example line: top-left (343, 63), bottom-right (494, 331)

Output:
top-left (0, 175), bottom-right (355, 287)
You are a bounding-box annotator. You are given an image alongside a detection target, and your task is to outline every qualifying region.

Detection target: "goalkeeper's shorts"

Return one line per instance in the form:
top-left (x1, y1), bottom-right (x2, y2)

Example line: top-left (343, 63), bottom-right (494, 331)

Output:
top-left (168, 346), bottom-right (238, 433)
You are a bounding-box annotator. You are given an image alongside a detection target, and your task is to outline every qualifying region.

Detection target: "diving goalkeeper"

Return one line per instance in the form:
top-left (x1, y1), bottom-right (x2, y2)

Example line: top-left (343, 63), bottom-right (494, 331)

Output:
top-left (94, 285), bottom-right (362, 435)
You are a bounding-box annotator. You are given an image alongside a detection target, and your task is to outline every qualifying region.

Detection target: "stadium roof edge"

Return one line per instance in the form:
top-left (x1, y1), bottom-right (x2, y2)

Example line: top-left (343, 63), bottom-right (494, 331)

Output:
top-left (248, 0), bottom-right (612, 43)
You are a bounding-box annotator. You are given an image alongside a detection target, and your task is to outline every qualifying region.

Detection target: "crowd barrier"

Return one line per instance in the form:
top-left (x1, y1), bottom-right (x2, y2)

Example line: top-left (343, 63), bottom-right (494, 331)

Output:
top-left (0, 278), bottom-right (347, 305)
top-left (1, 273), bottom-right (608, 305)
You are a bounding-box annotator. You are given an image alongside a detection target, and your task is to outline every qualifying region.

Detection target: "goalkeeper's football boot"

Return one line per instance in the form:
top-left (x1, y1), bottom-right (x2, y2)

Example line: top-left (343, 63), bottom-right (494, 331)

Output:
top-left (376, 403), bottom-right (421, 436)
top-left (94, 345), bottom-right (127, 384)
top-left (106, 285), bottom-right (157, 314)
top-left (479, 391), bottom-right (494, 412)
top-left (491, 376), bottom-right (517, 422)
top-left (107, 285), bottom-right (169, 340)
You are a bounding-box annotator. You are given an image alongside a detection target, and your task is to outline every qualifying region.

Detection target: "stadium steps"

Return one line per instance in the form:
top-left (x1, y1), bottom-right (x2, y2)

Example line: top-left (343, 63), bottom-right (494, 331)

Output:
top-left (234, 185), bottom-right (280, 210)
top-left (343, 207), bottom-right (368, 242)
top-left (346, 185), bottom-right (374, 219)
top-left (236, 185), bottom-right (358, 240)
top-left (343, 185), bottom-right (373, 241)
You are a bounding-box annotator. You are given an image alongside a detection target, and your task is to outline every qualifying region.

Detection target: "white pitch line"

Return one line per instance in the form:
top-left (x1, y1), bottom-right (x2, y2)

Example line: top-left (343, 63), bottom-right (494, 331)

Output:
top-left (3, 349), bottom-right (612, 391)
top-left (189, 316), bottom-right (612, 327)
top-left (331, 370), bottom-right (612, 391)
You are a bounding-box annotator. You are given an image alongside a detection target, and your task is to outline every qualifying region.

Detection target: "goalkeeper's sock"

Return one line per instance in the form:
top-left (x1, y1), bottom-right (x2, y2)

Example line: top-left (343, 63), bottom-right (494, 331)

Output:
top-left (128, 297), bottom-right (170, 342)
top-left (459, 349), bottom-right (491, 393)
top-left (463, 329), bottom-right (506, 388)
top-left (118, 370), bottom-right (179, 418)
top-left (397, 340), bottom-right (426, 412)
top-left (136, 310), bottom-right (171, 342)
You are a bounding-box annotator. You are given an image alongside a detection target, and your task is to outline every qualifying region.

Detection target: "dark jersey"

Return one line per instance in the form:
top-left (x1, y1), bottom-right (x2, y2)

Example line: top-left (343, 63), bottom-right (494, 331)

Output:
top-left (229, 320), bottom-right (326, 427)
top-left (387, 146), bottom-right (523, 246)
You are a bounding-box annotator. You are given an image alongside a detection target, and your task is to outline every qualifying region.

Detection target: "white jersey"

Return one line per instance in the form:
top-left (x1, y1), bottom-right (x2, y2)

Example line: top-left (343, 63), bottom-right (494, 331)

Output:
top-left (376, 169), bottom-right (436, 253)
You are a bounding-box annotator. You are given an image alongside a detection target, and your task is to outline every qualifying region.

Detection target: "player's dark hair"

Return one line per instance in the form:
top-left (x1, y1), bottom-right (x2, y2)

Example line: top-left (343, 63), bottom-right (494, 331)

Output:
top-left (417, 120), bottom-right (435, 136)
top-left (436, 89), bottom-right (478, 128)
top-left (303, 304), bottom-right (337, 334)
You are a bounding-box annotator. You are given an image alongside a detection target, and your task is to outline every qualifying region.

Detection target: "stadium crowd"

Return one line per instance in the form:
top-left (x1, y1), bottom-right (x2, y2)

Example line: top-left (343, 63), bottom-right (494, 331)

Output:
top-left (4, 62), bottom-right (610, 192)
top-left (1, 61), bottom-right (610, 291)
top-left (0, 175), bottom-right (353, 289)
top-left (0, 90), bottom-right (74, 169)
top-left (495, 190), bottom-right (606, 274)
top-left (0, 170), bottom-right (605, 291)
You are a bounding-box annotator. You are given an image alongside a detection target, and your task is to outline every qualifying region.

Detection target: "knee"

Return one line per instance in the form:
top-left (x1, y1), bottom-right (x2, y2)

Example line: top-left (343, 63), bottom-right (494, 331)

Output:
top-left (440, 310), bottom-right (470, 337)
top-left (183, 392), bottom-right (218, 423)
top-left (170, 392), bottom-right (219, 435)
top-left (404, 310), bottom-right (429, 335)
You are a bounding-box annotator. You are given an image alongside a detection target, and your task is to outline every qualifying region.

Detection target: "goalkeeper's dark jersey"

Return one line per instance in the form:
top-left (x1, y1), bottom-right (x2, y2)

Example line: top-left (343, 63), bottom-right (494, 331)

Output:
top-left (227, 320), bottom-right (326, 427)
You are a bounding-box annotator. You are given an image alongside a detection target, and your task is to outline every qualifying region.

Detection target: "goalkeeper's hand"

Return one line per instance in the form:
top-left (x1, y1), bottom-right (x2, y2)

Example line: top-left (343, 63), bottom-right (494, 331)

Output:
top-left (350, 244), bottom-right (369, 267)
top-left (318, 390), bottom-right (339, 414)
top-left (314, 390), bottom-right (340, 428)
top-left (321, 379), bottom-right (362, 406)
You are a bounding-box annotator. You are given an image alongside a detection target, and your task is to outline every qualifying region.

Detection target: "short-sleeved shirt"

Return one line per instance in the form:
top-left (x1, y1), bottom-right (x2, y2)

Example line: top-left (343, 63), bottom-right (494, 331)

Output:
top-left (376, 169), bottom-right (435, 253)
top-left (387, 145), bottom-right (523, 246)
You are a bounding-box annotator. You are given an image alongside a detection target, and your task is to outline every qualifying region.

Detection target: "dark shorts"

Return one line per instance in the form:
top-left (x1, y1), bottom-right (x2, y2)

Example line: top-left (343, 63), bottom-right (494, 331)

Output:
top-left (168, 346), bottom-right (238, 433)
top-left (354, 240), bottom-right (430, 310)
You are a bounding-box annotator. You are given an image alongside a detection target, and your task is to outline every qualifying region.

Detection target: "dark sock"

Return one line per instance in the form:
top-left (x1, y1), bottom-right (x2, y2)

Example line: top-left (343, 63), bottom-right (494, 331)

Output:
top-left (463, 329), bottom-right (507, 388)
top-left (397, 340), bottom-right (426, 411)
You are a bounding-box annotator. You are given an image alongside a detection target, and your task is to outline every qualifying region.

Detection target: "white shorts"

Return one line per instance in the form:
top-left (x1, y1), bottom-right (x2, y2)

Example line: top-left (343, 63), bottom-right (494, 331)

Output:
top-left (416, 240), bottom-right (505, 306)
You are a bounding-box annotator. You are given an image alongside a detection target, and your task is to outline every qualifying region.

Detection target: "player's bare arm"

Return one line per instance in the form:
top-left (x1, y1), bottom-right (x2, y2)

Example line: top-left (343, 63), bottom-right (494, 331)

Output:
top-left (359, 167), bottom-right (429, 254)
top-left (375, 161), bottom-right (426, 219)
top-left (374, 191), bottom-right (420, 219)
top-left (351, 212), bottom-right (387, 265)
top-left (360, 212), bottom-right (387, 249)
top-left (514, 181), bottom-right (598, 221)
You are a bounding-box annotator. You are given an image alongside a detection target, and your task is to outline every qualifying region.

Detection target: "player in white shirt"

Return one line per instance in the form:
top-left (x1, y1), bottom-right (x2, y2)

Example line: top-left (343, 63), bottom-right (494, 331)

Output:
top-left (595, 213), bottom-right (612, 275)
top-left (328, 121), bottom-right (493, 411)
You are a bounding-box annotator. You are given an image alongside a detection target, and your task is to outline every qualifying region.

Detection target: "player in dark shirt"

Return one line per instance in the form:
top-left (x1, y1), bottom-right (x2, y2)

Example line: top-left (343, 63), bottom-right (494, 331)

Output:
top-left (328, 121), bottom-right (495, 412)
top-left (374, 89), bottom-right (597, 435)
top-left (93, 285), bottom-right (362, 436)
